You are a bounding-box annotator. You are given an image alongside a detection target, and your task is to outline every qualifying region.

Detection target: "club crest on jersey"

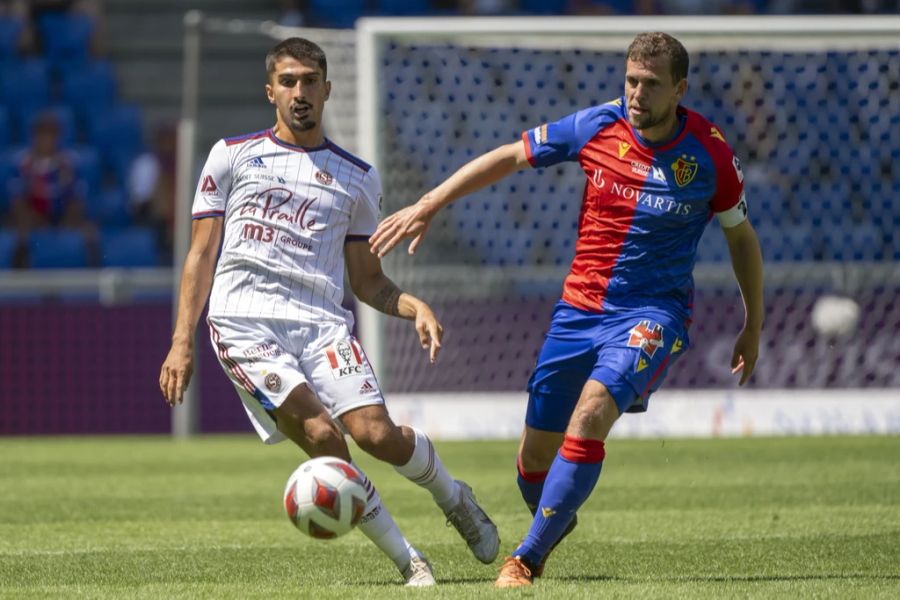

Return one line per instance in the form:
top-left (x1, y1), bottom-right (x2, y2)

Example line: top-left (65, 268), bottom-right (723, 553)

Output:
top-left (264, 372), bottom-right (282, 393)
top-left (671, 155), bottom-right (698, 187)
top-left (628, 320), bottom-right (664, 358)
top-left (326, 339), bottom-right (364, 379)
top-left (315, 169), bottom-right (334, 185)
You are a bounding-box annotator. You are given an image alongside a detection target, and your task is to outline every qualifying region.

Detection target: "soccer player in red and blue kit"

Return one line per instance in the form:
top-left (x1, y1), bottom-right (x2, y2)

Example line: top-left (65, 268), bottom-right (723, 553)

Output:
top-left (370, 32), bottom-right (764, 588)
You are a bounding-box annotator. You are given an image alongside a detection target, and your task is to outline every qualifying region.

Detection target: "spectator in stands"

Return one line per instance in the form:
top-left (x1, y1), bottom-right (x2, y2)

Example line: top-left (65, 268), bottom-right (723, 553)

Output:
top-left (9, 113), bottom-right (87, 233)
top-left (128, 122), bottom-right (176, 261)
top-left (7, 112), bottom-right (95, 266)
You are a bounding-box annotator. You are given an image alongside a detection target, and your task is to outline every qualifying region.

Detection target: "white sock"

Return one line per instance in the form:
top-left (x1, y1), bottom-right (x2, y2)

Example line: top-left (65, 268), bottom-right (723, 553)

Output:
top-left (353, 463), bottom-right (415, 572)
top-left (393, 428), bottom-right (460, 512)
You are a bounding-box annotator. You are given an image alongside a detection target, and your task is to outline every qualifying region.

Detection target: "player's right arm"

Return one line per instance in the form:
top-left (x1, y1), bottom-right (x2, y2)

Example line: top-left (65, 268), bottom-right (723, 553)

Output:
top-left (369, 140), bottom-right (530, 257)
top-left (370, 104), bottom-right (610, 257)
top-left (160, 139), bottom-right (232, 406)
top-left (160, 217), bottom-right (223, 406)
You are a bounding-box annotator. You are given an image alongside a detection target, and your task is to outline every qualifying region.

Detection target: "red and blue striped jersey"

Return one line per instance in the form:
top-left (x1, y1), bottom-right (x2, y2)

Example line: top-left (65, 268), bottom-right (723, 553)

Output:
top-left (522, 97), bottom-right (747, 319)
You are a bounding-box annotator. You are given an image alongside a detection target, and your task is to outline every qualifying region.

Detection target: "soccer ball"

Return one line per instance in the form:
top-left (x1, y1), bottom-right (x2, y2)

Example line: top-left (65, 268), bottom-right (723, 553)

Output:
top-left (283, 456), bottom-right (368, 540)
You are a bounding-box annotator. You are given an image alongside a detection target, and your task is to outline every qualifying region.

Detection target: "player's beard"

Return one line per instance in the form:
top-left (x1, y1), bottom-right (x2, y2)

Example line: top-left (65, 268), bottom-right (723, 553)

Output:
top-left (629, 107), bottom-right (664, 130)
top-left (288, 103), bottom-right (318, 132)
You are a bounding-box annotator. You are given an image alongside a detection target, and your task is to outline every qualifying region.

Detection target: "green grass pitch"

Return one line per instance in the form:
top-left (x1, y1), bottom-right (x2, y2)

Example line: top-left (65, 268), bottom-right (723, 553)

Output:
top-left (1, 435), bottom-right (898, 599)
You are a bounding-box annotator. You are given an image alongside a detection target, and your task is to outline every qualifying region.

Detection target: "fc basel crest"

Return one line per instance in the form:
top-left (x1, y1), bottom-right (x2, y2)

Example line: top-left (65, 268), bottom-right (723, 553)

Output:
top-left (671, 155), bottom-right (698, 187)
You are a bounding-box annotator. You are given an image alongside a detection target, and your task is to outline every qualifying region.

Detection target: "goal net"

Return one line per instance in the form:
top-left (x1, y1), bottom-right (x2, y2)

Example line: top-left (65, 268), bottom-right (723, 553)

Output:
top-left (356, 16), bottom-right (900, 394)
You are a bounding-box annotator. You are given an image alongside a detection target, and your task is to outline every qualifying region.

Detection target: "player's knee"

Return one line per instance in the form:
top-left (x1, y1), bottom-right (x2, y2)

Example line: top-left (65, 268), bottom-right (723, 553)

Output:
top-left (519, 443), bottom-right (556, 473)
top-left (355, 422), bottom-right (406, 463)
top-left (302, 417), bottom-right (346, 457)
top-left (569, 382), bottom-right (620, 438)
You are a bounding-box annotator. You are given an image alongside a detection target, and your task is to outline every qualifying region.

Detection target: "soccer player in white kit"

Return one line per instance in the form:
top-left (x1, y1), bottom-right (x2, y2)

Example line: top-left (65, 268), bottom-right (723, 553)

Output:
top-left (159, 38), bottom-right (499, 586)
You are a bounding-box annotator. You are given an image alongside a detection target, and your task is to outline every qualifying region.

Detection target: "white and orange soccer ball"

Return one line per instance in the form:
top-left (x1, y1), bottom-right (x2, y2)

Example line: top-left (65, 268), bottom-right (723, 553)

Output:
top-left (283, 457), bottom-right (368, 540)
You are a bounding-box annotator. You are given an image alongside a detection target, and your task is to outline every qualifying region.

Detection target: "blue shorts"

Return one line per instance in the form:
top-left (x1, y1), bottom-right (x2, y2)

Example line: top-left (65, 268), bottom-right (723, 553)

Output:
top-left (526, 301), bottom-right (690, 433)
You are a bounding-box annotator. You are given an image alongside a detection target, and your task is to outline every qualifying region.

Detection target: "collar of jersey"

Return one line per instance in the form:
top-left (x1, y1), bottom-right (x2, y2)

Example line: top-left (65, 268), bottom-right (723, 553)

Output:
top-left (267, 128), bottom-right (331, 152)
top-left (626, 107), bottom-right (688, 152)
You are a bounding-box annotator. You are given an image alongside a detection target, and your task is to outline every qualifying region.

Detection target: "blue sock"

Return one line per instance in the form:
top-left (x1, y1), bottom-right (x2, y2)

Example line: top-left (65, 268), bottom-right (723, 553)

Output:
top-left (514, 435), bottom-right (605, 568)
top-left (516, 458), bottom-right (547, 516)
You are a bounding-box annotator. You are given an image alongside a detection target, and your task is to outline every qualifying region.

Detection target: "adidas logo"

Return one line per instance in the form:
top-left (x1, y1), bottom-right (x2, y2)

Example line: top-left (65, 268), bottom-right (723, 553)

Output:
top-left (248, 156), bottom-right (265, 168)
top-left (359, 380), bottom-right (376, 394)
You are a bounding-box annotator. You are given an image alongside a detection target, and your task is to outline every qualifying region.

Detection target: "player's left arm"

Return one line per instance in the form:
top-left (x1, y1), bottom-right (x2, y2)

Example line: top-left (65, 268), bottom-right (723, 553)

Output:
top-left (722, 219), bottom-right (764, 385)
top-left (345, 241), bottom-right (443, 363)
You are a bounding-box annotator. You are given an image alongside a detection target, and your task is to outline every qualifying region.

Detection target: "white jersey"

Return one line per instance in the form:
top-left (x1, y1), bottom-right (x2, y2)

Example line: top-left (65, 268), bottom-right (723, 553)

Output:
top-left (191, 128), bottom-right (381, 323)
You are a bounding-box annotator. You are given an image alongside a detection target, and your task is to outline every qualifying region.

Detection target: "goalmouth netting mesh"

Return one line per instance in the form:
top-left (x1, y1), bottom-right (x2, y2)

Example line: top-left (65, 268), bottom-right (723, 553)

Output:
top-left (355, 17), bottom-right (900, 393)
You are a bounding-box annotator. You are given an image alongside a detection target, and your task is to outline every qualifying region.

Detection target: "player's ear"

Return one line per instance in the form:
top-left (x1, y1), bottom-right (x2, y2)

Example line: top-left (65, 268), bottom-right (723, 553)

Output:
top-left (324, 80), bottom-right (331, 102)
top-left (675, 78), bottom-right (688, 102)
top-left (265, 82), bottom-right (275, 105)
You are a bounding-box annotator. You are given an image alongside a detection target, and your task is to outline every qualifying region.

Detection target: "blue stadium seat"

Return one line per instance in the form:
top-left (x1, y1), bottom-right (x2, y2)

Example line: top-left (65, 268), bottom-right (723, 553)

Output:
top-left (0, 58), bottom-right (51, 112)
top-left (0, 16), bottom-right (23, 62)
top-left (69, 146), bottom-right (102, 198)
top-left (86, 104), bottom-right (144, 183)
top-left (520, 0), bottom-right (567, 14)
top-left (0, 228), bottom-right (18, 268)
top-left (757, 224), bottom-right (814, 262)
top-left (0, 106), bottom-right (9, 148)
top-left (100, 227), bottom-right (159, 267)
top-left (309, 0), bottom-right (364, 28)
top-left (695, 226), bottom-right (731, 263)
top-left (36, 12), bottom-right (95, 65)
top-left (819, 222), bottom-right (884, 261)
top-left (60, 60), bottom-right (118, 122)
top-left (379, 0), bottom-right (430, 15)
top-left (85, 187), bottom-right (131, 230)
top-left (29, 229), bottom-right (89, 269)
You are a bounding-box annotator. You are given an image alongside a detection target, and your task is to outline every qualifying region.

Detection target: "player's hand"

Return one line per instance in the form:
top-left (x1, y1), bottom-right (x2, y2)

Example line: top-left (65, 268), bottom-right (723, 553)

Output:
top-left (369, 200), bottom-right (436, 258)
top-left (413, 304), bottom-right (443, 363)
top-left (730, 326), bottom-right (760, 386)
top-left (159, 342), bottom-right (194, 406)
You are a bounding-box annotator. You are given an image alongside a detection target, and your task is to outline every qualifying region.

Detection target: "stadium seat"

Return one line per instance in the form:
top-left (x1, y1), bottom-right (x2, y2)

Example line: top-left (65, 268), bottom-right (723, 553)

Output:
top-left (0, 228), bottom-right (19, 268)
top-left (379, 0), bottom-right (430, 15)
top-left (695, 226), bottom-right (731, 263)
top-left (36, 12), bottom-right (95, 65)
top-left (0, 60), bottom-right (51, 139)
top-left (60, 60), bottom-right (118, 123)
top-left (29, 229), bottom-right (89, 269)
top-left (309, 0), bottom-right (364, 28)
top-left (0, 106), bottom-right (9, 148)
top-left (85, 187), bottom-right (131, 230)
top-left (757, 224), bottom-right (814, 262)
top-left (100, 227), bottom-right (159, 267)
top-left (86, 104), bottom-right (144, 183)
top-left (0, 16), bottom-right (22, 62)
top-left (69, 146), bottom-right (103, 198)
top-left (820, 222), bottom-right (884, 261)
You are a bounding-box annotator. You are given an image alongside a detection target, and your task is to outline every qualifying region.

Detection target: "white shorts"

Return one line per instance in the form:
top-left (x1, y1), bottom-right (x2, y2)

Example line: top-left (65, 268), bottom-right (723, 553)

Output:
top-left (207, 315), bottom-right (385, 444)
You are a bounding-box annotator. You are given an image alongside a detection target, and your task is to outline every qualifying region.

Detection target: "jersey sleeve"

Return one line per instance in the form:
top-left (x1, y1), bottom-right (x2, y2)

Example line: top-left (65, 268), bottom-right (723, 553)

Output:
top-left (709, 137), bottom-right (748, 228)
top-left (521, 104), bottom-right (617, 168)
top-left (347, 167), bottom-right (381, 241)
top-left (191, 139), bottom-right (232, 219)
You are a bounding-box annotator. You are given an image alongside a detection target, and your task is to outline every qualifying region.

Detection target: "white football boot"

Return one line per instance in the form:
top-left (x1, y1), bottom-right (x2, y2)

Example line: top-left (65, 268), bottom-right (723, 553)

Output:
top-left (402, 552), bottom-right (436, 587)
top-left (443, 480), bottom-right (500, 564)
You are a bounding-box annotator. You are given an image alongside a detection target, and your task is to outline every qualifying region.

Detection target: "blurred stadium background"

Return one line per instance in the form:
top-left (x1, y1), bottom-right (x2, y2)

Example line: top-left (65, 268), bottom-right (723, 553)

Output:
top-left (1, 0), bottom-right (898, 439)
